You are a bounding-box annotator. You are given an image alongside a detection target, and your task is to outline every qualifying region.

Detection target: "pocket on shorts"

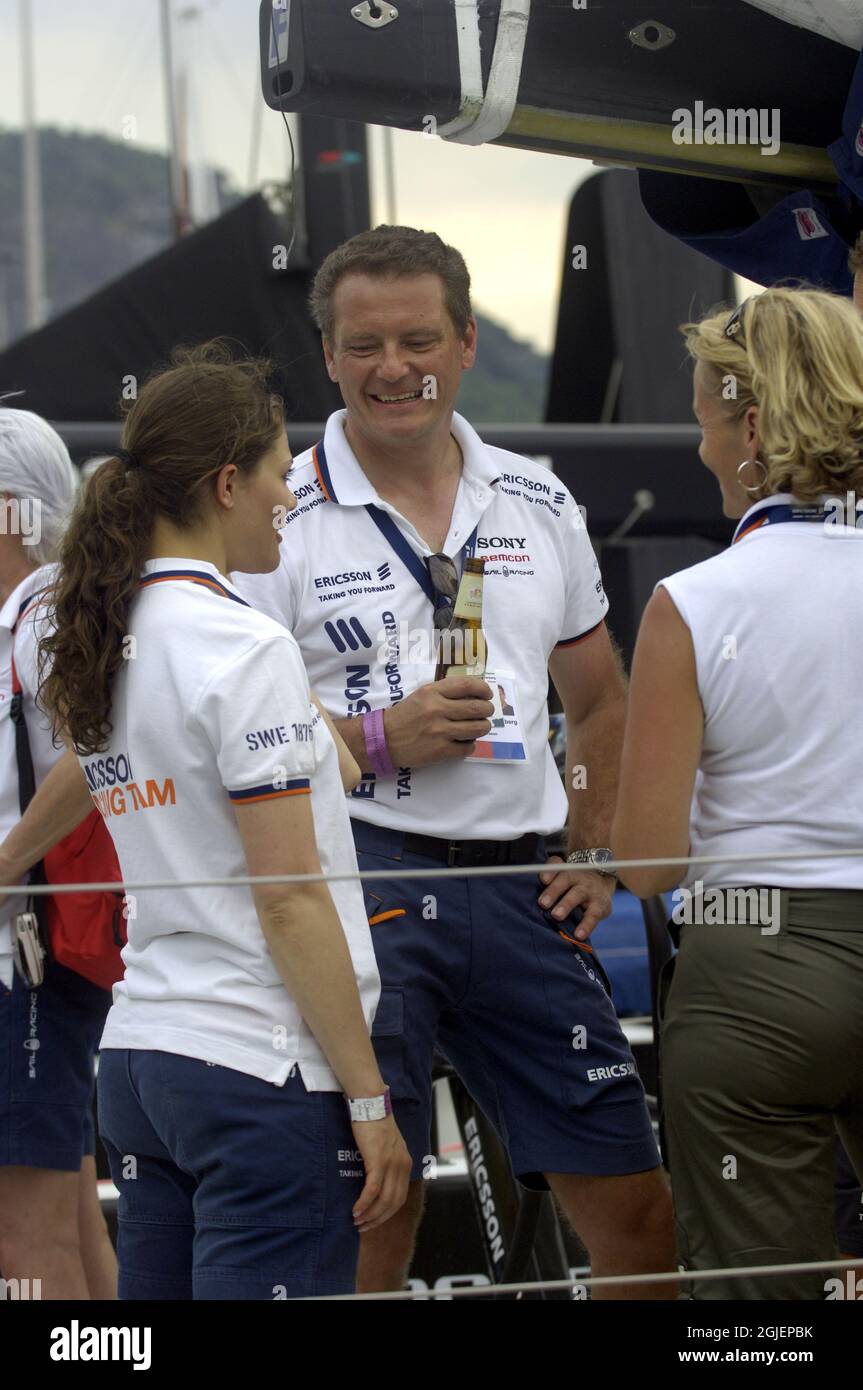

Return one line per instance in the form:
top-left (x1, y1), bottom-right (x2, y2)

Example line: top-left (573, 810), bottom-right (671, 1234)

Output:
top-left (370, 987), bottom-right (417, 1103)
top-left (541, 910), bottom-right (614, 999)
top-left (363, 886), bottom-right (407, 929)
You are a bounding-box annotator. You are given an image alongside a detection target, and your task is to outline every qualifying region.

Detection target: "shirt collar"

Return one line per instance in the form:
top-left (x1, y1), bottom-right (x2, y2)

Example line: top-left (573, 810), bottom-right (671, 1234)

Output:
top-left (0, 564), bottom-right (56, 634)
top-left (731, 492), bottom-right (843, 544)
top-left (314, 409), bottom-right (501, 507)
top-left (139, 558), bottom-right (251, 606)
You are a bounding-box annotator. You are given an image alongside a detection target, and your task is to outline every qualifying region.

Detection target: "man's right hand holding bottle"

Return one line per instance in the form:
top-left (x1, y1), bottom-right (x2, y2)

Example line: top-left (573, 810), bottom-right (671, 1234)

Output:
top-left (382, 678), bottom-right (494, 766)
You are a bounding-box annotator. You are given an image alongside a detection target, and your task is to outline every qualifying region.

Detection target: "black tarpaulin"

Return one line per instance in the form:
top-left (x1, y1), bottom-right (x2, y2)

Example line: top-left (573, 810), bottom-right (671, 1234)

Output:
top-left (0, 193), bottom-right (341, 423)
top-left (546, 171), bottom-right (732, 424)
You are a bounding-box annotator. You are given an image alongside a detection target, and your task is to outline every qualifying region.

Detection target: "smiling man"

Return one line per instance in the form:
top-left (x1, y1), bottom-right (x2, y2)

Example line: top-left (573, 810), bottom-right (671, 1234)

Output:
top-left (235, 225), bottom-right (673, 1296)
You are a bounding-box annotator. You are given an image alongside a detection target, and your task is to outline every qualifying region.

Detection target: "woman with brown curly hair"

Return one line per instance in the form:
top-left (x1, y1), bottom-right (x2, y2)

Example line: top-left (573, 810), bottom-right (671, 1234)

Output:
top-left (35, 342), bottom-right (409, 1300)
top-left (611, 287), bottom-right (863, 1299)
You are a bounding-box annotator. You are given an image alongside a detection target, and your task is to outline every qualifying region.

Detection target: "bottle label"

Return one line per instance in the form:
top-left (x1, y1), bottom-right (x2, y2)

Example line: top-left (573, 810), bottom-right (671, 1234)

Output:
top-left (445, 664), bottom-right (485, 680)
top-left (441, 629), bottom-right (486, 678)
top-left (453, 577), bottom-right (483, 621)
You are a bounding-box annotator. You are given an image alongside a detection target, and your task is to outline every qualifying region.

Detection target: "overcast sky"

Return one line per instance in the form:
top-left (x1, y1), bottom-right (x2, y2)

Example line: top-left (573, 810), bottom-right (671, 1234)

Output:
top-left (0, 0), bottom-right (600, 353)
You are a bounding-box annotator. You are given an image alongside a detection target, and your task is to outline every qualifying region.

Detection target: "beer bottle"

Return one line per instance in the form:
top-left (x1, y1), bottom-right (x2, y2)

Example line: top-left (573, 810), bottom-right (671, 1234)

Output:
top-left (435, 557), bottom-right (487, 680)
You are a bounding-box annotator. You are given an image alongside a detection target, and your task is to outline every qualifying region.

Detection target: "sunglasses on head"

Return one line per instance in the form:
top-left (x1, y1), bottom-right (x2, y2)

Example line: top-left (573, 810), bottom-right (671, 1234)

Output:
top-left (723, 297), bottom-right (752, 347)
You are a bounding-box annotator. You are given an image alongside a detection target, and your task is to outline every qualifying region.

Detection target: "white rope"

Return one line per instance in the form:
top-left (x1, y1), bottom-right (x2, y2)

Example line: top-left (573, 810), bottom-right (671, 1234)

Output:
top-left (438, 0), bottom-right (530, 146)
top-left (4, 844), bottom-right (863, 896)
top-left (308, 1255), bottom-right (863, 1301)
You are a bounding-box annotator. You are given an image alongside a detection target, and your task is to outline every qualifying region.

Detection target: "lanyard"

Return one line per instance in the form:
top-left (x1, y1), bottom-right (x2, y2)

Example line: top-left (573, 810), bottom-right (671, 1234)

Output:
top-left (732, 501), bottom-right (840, 545)
top-left (365, 505), bottom-right (477, 609)
top-left (314, 433), bottom-right (478, 611)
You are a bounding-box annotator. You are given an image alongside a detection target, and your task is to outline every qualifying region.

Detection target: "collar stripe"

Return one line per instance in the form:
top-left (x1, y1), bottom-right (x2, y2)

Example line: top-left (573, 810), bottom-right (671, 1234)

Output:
top-left (139, 570), bottom-right (251, 606)
top-left (12, 587), bottom-right (51, 633)
top-left (731, 500), bottom-right (844, 545)
top-left (312, 442), bottom-right (337, 503)
top-left (732, 514), bottom-right (770, 545)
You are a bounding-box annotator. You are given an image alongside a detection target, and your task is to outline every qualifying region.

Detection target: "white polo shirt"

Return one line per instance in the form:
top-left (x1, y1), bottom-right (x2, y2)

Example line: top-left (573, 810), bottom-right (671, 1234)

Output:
top-left (659, 494), bottom-right (863, 891)
top-left (233, 410), bottom-right (608, 840)
top-left (0, 564), bottom-right (63, 991)
top-left (84, 558), bottom-right (380, 1089)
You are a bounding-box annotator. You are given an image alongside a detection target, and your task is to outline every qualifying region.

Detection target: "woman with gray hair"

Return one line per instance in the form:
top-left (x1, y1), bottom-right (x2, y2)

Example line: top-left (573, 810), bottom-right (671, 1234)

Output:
top-left (0, 407), bottom-right (117, 1299)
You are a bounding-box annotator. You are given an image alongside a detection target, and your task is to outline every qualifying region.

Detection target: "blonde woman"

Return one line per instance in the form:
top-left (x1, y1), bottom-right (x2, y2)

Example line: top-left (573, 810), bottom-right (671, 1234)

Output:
top-left (612, 287), bottom-right (863, 1299)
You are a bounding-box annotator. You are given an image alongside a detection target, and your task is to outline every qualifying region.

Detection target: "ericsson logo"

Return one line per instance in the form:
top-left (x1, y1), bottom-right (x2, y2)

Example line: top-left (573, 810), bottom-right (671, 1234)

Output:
top-left (324, 617), bottom-right (374, 653)
top-left (553, 490), bottom-right (566, 505)
top-left (377, 562), bottom-right (391, 581)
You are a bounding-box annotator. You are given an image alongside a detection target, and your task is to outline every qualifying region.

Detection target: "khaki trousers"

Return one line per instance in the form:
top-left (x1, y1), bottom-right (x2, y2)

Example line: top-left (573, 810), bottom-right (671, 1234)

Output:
top-left (660, 887), bottom-right (863, 1299)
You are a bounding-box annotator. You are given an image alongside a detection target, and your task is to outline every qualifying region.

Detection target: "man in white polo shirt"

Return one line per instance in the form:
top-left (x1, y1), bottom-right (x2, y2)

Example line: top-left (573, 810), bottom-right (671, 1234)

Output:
top-left (234, 225), bottom-right (673, 1295)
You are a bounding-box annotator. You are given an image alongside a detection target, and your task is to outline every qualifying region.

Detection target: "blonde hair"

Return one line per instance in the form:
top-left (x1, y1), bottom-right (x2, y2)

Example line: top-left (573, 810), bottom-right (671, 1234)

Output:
top-left (682, 286), bottom-right (863, 503)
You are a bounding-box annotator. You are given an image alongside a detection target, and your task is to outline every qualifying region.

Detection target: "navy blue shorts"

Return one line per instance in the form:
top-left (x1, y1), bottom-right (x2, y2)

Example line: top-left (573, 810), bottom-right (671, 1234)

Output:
top-left (354, 822), bottom-right (660, 1189)
top-left (97, 1049), bottom-right (365, 1300)
top-left (0, 957), bottom-right (109, 1170)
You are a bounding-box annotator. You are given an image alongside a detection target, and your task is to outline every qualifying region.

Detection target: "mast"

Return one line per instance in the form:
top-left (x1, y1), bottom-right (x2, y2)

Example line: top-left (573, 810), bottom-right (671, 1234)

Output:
top-left (159, 0), bottom-right (189, 238)
top-left (19, 0), bottom-right (47, 331)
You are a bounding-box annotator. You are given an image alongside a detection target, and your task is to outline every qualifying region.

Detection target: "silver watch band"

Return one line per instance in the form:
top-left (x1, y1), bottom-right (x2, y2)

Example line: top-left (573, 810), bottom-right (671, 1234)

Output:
top-left (565, 848), bottom-right (617, 877)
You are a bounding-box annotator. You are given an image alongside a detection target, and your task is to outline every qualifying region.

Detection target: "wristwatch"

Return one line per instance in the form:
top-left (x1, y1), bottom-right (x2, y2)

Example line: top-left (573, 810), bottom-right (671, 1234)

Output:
top-left (565, 847), bottom-right (617, 878)
top-left (345, 1087), bottom-right (393, 1122)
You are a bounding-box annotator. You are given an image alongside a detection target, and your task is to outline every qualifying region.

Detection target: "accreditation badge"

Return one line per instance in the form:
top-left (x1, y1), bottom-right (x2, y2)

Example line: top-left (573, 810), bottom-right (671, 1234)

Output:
top-left (467, 671), bottom-right (527, 763)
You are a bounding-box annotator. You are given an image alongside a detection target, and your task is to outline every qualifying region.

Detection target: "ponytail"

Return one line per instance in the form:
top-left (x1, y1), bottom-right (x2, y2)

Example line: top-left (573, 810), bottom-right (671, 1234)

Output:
top-left (39, 342), bottom-right (283, 754)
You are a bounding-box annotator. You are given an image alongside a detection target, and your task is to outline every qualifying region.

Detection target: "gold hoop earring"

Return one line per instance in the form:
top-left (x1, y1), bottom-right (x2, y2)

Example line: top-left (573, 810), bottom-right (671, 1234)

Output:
top-left (737, 458), bottom-right (768, 495)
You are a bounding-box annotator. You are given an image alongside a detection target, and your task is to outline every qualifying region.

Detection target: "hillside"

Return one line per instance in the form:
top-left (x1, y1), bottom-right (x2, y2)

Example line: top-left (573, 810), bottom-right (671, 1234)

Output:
top-left (0, 127), bottom-right (547, 421)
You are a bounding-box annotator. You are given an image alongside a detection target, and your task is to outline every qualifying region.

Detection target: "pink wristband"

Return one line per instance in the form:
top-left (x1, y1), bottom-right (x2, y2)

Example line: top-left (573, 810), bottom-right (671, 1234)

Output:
top-left (362, 708), bottom-right (397, 778)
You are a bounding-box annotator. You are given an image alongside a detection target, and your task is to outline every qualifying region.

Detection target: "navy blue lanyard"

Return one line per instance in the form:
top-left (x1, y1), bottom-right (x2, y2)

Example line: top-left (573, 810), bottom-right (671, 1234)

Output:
top-left (365, 505), bottom-right (477, 608)
top-left (315, 437), bottom-right (477, 610)
top-left (732, 501), bottom-right (837, 545)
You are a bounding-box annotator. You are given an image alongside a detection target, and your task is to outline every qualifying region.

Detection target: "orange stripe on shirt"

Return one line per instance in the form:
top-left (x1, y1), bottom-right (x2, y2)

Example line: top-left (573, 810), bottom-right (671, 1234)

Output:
top-left (140, 574), bottom-right (230, 596)
top-left (312, 445), bottom-right (334, 502)
top-left (231, 786), bottom-right (312, 805)
top-left (734, 514), bottom-right (770, 544)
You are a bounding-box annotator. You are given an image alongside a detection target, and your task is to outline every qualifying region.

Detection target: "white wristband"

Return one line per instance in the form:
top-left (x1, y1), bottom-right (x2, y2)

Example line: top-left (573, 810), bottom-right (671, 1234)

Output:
top-left (345, 1087), bottom-right (393, 1122)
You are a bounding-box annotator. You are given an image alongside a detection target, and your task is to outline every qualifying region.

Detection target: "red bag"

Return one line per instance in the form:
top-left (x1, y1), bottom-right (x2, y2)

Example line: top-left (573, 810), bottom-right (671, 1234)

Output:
top-left (43, 810), bottom-right (126, 991)
top-left (11, 594), bottom-right (126, 992)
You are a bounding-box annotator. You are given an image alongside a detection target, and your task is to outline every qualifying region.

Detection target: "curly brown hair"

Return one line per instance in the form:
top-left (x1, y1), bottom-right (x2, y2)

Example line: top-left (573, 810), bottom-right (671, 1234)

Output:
top-left (39, 341), bottom-right (283, 754)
